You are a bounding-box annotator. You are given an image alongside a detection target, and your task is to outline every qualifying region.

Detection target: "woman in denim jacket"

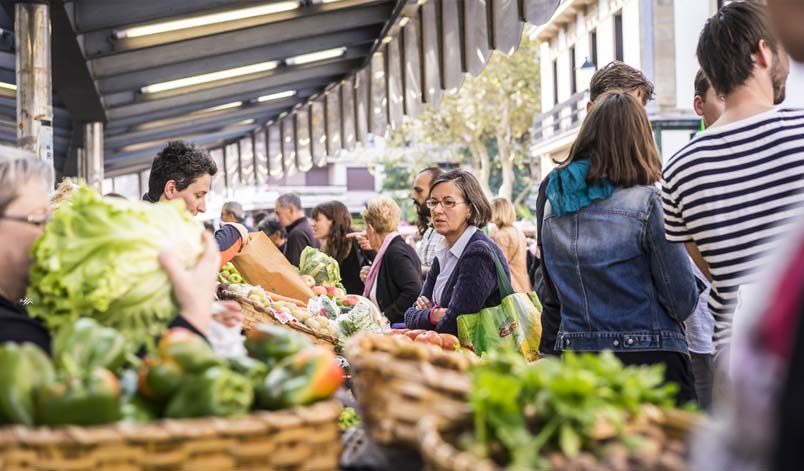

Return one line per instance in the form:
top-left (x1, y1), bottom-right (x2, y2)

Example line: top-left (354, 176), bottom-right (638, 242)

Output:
top-left (542, 90), bottom-right (699, 404)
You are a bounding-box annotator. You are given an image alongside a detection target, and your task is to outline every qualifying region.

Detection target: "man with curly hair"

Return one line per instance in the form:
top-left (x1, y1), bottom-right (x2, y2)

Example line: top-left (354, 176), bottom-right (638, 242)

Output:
top-left (145, 141), bottom-right (248, 265)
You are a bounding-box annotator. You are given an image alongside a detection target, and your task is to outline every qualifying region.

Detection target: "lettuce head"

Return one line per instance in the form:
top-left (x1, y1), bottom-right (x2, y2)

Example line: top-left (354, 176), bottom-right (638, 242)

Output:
top-left (26, 186), bottom-right (205, 347)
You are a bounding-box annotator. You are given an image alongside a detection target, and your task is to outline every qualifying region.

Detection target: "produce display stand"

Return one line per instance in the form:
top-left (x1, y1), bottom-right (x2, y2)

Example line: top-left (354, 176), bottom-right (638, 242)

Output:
top-left (0, 399), bottom-right (342, 471)
top-left (219, 290), bottom-right (338, 348)
top-left (344, 332), bottom-right (478, 448)
top-left (417, 407), bottom-right (703, 471)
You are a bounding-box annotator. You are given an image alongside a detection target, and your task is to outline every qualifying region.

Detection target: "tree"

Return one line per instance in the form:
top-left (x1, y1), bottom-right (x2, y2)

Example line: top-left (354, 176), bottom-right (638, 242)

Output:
top-left (416, 33), bottom-right (542, 201)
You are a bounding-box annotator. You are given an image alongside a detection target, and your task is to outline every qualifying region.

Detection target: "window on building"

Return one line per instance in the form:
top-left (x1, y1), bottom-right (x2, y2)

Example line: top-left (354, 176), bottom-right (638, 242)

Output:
top-left (569, 46), bottom-right (577, 95)
top-left (614, 12), bottom-right (624, 62)
top-left (590, 30), bottom-right (598, 68)
top-left (346, 167), bottom-right (375, 191)
top-left (305, 165), bottom-right (330, 186)
top-left (552, 59), bottom-right (558, 105)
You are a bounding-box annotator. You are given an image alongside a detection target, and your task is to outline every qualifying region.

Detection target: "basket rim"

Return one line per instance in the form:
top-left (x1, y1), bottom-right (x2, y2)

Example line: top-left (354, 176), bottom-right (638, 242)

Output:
top-left (226, 290), bottom-right (338, 345)
top-left (0, 399), bottom-right (343, 447)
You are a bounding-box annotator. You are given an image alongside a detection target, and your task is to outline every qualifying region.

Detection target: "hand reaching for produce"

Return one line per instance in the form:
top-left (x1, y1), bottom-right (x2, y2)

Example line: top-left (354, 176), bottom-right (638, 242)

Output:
top-left (359, 266), bottom-right (370, 283)
top-left (415, 296), bottom-right (433, 310)
top-left (159, 231), bottom-right (220, 335)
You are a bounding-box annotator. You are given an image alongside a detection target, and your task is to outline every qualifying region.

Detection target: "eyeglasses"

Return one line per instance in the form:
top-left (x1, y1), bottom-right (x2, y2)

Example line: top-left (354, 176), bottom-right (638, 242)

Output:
top-left (425, 198), bottom-right (467, 210)
top-left (0, 213), bottom-right (50, 227)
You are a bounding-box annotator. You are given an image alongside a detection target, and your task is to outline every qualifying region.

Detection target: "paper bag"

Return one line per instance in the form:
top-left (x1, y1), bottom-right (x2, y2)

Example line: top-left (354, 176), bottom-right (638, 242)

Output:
top-left (231, 232), bottom-right (315, 302)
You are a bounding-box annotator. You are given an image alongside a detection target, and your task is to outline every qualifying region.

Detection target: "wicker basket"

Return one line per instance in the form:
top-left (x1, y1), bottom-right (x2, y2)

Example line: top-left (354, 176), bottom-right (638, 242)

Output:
top-left (0, 399), bottom-right (342, 471)
top-left (418, 406), bottom-right (703, 471)
top-left (343, 332), bottom-right (478, 448)
top-left (221, 290), bottom-right (338, 348)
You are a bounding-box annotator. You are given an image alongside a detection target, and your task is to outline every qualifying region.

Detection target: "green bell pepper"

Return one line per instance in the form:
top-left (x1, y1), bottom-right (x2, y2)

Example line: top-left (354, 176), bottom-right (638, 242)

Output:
top-left (0, 343), bottom-right (54, 425)
top-left (227, 355), bottom-right (269, 385)
top-left (253, 346), bottom-right (343, 410)
top-left (137, 357), bottom-right (184, 402)
top-left (159, 328), bottom-right (222, 373)
top-left (245, 324), bottom-right (310, 364)
top-left (36, 367), bottom-right (121, 426)
top-left (165, 367), bottom-right (253, 418)
top-left (53, 317), bottom-right (127, 373)
top-left (120, 394), bottom-right (160, 424)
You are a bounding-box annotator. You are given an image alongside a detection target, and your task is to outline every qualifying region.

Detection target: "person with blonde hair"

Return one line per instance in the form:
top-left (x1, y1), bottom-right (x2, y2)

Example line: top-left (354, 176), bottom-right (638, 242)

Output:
top-left (359, 197), bottom-right (422, 324)
top-left (490, 198), bottom-right (531, 293)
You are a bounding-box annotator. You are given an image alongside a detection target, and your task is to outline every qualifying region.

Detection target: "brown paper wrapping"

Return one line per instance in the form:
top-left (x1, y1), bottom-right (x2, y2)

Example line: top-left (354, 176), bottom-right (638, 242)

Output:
top-left (231, 232), bottom-right (315, 302)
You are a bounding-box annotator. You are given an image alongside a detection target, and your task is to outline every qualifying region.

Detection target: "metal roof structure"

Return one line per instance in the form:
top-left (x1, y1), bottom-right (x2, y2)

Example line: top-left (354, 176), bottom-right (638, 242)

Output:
top-left (0, 0), bottom-right (559, 181)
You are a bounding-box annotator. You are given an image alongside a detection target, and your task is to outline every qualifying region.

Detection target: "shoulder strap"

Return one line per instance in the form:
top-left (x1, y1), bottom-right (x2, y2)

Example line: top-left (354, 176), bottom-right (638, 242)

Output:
top-left (482, 241), bottom-right (515, 298)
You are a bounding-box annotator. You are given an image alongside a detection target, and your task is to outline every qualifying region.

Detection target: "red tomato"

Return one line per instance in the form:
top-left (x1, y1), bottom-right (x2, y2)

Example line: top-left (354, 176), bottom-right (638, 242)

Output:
top-left (404, 329), bottom-right (426, 341)
top-left (415, 331), bottom-right (443, 348)
top-left (439, 334), bottom-right (460, 352)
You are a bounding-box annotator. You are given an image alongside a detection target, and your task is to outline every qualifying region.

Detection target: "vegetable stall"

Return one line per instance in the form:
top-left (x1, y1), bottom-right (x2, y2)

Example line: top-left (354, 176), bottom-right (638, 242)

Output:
top-left (0, 187), bottom-right (705, 471)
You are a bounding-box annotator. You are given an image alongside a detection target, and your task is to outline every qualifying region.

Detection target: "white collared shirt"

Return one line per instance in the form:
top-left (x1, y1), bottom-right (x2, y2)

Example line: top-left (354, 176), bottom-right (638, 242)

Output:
top-left (432, 226), bottom-right (478, 306)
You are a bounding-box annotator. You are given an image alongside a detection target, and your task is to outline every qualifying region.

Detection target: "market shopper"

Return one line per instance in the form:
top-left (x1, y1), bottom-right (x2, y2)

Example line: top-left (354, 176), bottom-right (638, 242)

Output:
top-left (221, 201), bottom-right (255, 232)
top-left (541, 90), bottom-right (698, 404)
top-left (684, 70), bottom-right (722, 410)
top-left (404, 170), bottom-right (511, 336)
top-left (490, 197), bottom-right (531, 293)
top-left (312, 201), bottom-right (369, 295)
top-left (358, 197), bottom-right (422, 325)
top-left (661, 0), bottom-right (804, 356)
top-left (411, 167), bottom-right (446, 277)
top-left (0, 151), bottom-right (221, 353)
top-left (259, 219), bottom-right (287, 251)
top-left (535, 61), bottom-right (656, 356)
top-left (144, 141), bottom-right (249, 265)
top-left (275, 193), bottom-right (319, 267)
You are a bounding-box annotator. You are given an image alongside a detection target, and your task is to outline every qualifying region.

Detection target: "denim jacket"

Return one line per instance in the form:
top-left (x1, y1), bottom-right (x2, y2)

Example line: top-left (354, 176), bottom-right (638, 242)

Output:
top-left (542, 185), bottom-right (697, 354)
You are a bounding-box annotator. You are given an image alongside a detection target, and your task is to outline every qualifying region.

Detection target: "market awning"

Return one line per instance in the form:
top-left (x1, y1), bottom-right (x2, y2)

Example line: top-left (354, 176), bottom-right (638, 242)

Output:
top-left (0, 0), bottom-right (559, 179)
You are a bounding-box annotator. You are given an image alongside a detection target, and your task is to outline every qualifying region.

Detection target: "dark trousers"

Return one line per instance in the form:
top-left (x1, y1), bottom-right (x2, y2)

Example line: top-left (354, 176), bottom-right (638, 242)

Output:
top-left (690, 352), bottom-right (714, 410)
top-left (614, 351), bottom-right (698, 406)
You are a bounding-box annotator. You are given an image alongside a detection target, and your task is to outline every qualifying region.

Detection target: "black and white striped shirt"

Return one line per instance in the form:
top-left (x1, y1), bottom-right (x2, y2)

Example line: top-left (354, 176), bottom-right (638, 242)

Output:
top-left (661, 108), bottom-right (804, 352)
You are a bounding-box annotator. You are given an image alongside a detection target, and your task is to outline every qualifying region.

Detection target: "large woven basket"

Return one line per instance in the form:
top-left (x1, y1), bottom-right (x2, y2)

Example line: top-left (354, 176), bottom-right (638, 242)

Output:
top-left (343, 332), bottom-right (478, 448)
top-left (220, 290), bottom-right (338, 347)
top-left (0, 399), bottom-right (342, 471)
top-left (417, 406), bottom-right (703, 471)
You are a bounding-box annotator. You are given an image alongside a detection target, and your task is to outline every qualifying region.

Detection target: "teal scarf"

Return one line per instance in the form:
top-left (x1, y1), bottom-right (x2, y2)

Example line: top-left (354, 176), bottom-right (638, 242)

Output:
top-left (546, 160), bottom-right (614, 217)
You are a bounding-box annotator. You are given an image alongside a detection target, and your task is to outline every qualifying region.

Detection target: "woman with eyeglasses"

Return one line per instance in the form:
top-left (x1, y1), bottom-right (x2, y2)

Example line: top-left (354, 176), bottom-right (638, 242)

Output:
top-left (0, 151), bottom-right (222, 353)
top-left (404, 170), bottom-right (512, 335)
top-left (358, 197), bottom-right (422, 324)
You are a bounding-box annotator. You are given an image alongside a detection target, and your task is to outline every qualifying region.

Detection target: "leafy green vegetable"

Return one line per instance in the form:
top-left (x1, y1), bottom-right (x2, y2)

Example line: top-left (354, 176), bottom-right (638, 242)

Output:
top-left (298, 247), bottom-right (342, 288)
top-left (467, 350), bottom-right (680, 470)
top-left (337, 304), bottom-right (380, 337)
top-left (27, 186), bottom-right (204, 348)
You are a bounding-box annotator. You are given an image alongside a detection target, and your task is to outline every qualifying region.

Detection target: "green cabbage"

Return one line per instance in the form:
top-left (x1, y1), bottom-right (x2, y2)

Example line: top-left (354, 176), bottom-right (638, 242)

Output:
top-left (27, 186), bottom-right (204, 347)
top-left (298, 246), bottom-right (342, 288)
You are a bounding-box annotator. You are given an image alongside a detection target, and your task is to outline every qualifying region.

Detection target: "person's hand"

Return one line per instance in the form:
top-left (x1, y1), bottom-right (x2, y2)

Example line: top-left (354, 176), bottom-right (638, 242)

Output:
top-left (360, 265), bottom-right (370, 283)
top-left (159, 232), bottom-right (220, 334)
top-left (347, 231), bottom-right (372, 251)
top-left (212, 300), bottom-right (244, 328)
top-left (431, 307), bottom-right (446, 323)
top-left (415, 296), bottom-right (433, 310)
top-left (223, 222), bottom-right (251, 249)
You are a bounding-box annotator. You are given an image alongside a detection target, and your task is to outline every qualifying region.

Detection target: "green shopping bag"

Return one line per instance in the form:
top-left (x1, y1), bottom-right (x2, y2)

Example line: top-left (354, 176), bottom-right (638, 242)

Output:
top-left (456, 242), bottom-right (542, 361)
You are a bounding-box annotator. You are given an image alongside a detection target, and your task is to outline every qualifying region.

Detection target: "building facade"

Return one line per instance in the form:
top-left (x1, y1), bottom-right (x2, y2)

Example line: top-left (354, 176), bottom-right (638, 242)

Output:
top-left (530, 0), bottom-right (723, 178)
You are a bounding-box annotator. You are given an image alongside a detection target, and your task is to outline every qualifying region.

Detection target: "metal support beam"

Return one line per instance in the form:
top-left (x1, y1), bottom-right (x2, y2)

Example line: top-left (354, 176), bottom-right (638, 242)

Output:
top-left (15, 2), bottom-right (53, 163)
top-left (83, 122), bottom-right (104, 191)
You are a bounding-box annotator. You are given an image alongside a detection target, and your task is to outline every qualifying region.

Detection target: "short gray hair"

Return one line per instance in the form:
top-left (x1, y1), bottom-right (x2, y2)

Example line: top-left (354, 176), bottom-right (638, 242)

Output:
top-left (0, 147), bottom-right (54, 216)
top-left (222, 201), bottom-right (245, 221)
top-left (276, 193), bottom-right (302, 211)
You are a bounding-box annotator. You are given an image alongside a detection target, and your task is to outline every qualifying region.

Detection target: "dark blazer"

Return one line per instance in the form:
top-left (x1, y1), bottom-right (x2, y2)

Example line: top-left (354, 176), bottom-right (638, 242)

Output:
top-left (404, 230), bottom-right (511, 335)
top-left (340, 239), bottom-right (370, 295)
top-left (373, 236), bottom-right (423, 324)
top-left (284, 217), bottom-right (320, 267)
top-left (0, 297), bottom-right (207, 354)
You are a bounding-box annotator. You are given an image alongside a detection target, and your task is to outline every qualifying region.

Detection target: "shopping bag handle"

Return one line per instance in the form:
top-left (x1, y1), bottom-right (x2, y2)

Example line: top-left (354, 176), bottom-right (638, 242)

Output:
top-left (482, 241), bottom-right (514, 299)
